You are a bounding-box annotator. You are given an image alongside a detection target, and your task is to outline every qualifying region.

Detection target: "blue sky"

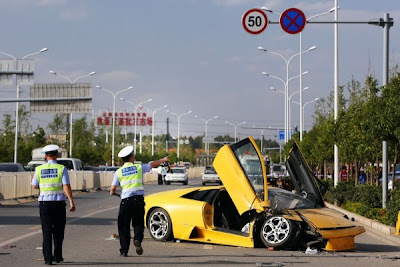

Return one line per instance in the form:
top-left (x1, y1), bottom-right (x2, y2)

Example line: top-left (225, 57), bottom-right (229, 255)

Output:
top-left (0, 0), bottom-right (399, 142)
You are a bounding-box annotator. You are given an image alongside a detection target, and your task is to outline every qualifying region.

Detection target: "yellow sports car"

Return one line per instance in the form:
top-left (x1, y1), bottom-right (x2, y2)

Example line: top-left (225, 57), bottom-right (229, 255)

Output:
top-left (145, 137), bottom-right (365, 251)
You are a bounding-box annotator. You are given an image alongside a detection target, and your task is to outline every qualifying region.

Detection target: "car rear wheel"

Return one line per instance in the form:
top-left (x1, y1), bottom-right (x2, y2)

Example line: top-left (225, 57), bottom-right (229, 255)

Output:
top-left (259, 216), bottom-right (297, 249)
top-left (148, 208), bottom-right (173, 241)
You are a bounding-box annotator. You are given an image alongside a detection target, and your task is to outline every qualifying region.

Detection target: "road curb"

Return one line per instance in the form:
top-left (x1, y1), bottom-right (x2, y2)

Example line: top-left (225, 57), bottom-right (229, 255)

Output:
top-left (325, 202), bottom-right (400, 245)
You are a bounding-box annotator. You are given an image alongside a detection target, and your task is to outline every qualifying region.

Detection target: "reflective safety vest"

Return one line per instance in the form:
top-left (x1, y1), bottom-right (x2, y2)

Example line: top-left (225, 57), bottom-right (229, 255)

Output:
top-left (116, 163), bottom-right (143, 194)
top-left (36, 163), bottom-right (65, 195)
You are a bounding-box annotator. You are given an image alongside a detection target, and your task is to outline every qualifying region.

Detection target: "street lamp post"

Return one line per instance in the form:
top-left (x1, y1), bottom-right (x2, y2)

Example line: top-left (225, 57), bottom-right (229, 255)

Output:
top-left (96, 85), bottom-right (133, 166)
top-left (271, 86), bottom-right (309, 137)
top-left (49, 70), bottom-right (96, 157)
top-left (167, 110), bottom-right (192, 160)
top-left (151, 105), bottom-right (168, 156)
top-left (263, 71), bottom-right (308, 140)
top-left (120, 97), bottom-right (152, 155)
top-left (292, 97), bottom-right (319, 133)
top-left (225, 121), bottom-right (246, 142)
top-left (195, 115), bottom-right (218, 159)
top-left (252, 125), bottom-right (265, 153)
top-left (0, 48), bottom-right (48, 163)
top-left (258, 46), bottom-right (316, 142)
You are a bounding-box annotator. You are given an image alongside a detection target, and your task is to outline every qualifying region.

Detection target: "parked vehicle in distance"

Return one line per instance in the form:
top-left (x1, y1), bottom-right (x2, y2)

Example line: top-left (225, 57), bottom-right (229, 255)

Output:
top-left (0, 163), bottom-right (27, 172)
top-left (164, 167), bottom-right (188, 185)
top-left (202, 165), bottom-right (221, 185)
top-left (25, 160), bottom-right (46, 171)
top-left (57, 158), bottom-right (84, 171)
top-left (379, 165), bottom-right (400, 189)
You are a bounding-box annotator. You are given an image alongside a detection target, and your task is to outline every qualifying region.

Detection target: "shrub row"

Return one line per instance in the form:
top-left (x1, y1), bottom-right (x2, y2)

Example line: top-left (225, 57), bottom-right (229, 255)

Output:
top-left (323, 179), bottom-right (400, 226)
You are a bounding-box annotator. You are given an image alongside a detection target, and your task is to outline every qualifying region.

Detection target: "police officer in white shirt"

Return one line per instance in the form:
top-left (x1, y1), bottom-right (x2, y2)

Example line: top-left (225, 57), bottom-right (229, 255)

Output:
top-left (109, 145), bottom-right (168, 257)
top-left (32, 144), bottom-right (75, 265)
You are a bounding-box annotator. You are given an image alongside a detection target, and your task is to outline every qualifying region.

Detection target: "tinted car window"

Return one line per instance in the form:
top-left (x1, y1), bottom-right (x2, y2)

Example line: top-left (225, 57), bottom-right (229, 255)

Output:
top-left (57, 160), bottom-right (74, 170)
top-left (268, 188), bottom-right (316, 210)
top-left (172, 168), bottom-right (185, 174)
top-left (232, 141), bottom-right (264, 194)
top-left (204, 166), bottom-right (217, 174)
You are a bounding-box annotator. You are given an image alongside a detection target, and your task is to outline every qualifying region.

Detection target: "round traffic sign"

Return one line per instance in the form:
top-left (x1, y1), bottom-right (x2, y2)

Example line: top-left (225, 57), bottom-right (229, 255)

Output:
top-left (280, 8), bottom-right (306, 34)
top-left (242, 8), bottom-right (268, 35)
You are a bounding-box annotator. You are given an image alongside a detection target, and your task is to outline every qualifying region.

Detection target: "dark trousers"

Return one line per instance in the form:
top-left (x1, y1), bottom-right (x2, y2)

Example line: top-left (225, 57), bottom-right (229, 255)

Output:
top-left (39, 201), bottom-right (66, 262)
top-left (118, 196), bottom-right (145, 254)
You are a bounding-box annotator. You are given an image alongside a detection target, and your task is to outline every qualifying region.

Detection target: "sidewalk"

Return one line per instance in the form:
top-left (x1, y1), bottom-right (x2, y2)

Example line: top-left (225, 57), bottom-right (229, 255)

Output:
top-left (325, 202), bottom-right (400, 246)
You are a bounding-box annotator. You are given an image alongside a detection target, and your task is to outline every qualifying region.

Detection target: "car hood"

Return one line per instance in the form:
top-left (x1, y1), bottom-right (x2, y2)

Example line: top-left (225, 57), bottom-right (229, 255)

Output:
top-left (296, 208), bottom-right (364, 231)
top-left (285, 141), bottom-right (326, 207)
top-left (213, 137), bottom-right (269, 215)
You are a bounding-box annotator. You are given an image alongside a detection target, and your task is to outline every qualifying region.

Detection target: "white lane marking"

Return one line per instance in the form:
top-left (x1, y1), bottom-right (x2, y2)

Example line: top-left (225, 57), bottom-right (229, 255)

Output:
top-left (0, 205), bottom-right (118, 247)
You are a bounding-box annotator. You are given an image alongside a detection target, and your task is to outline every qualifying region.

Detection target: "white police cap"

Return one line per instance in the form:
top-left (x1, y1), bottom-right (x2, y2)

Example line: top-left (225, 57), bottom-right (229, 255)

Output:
top-left (42, 144), bottom-right (59, 154)
top-left (118, 145), bottom-right (134, 158)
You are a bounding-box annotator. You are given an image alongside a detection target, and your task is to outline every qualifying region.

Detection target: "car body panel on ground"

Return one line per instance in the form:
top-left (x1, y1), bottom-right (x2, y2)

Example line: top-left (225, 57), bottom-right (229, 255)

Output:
top-left (145, 137), bottom-right (365, 252)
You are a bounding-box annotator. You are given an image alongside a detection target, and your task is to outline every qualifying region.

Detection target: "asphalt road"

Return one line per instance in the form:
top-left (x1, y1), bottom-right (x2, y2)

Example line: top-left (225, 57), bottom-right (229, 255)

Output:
top-left (1, 178), bottom-right (400, 267)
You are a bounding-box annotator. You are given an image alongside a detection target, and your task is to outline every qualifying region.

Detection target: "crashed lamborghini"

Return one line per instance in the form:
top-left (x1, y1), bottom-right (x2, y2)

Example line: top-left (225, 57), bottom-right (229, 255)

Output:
top-left (144, 137), bottom-right (365, 251)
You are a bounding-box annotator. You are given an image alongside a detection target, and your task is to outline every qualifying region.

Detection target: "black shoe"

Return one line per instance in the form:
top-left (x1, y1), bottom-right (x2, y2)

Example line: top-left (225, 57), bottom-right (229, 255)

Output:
top-left (44, 262), bottom-right (53, 265)
top-left (54, 257), bottom-right (64, 263)
top-left (134, 240), bottom-right (143, 255)
top-left (120, 252), bottom-right (128, 257)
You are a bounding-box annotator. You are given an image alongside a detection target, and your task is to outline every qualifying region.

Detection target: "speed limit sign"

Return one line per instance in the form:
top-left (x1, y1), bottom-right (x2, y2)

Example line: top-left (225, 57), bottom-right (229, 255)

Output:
top-left (242, 8), bottom-right (268, 34)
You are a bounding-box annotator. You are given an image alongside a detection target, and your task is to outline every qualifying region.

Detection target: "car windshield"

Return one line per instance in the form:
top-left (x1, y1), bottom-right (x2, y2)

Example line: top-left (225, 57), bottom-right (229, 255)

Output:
top-left (172, 168), bottom-right (185, 174)
top-left (205, 166), bottom-right (217, 174)
top-left (273, 165), bottom-right (283, 172)
top-left (232, 142), bottom-right (264, 194)
top-left (57, 160), bottom-right (74, 170)
top-left (268, 188), bottom-right (316, 210)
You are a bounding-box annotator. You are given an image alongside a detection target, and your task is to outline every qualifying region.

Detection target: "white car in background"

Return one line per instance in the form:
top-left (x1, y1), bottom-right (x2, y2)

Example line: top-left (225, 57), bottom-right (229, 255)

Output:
top-left (164, 167), bottom-right (188, 185)
top-left (201, 165), bottom-right (221, 185)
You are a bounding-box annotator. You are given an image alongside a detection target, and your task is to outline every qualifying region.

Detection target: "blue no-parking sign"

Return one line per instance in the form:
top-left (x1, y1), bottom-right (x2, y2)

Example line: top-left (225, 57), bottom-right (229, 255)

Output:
top-left (280, 8), bottom-right (306, 34)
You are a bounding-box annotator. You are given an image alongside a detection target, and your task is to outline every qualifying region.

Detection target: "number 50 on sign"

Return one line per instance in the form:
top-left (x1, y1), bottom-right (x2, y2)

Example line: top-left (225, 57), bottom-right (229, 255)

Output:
top-left (242, 8), bottom-right (268, 35)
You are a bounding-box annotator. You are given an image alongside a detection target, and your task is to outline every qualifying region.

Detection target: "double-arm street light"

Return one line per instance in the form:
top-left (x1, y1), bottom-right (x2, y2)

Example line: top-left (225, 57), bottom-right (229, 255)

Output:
top-left (49, 70), bottom-right (96, 157)
top-left (96, 85), bottom-right (133, 166)
top-left (151, 105), bottom-right (168, 156)
top-left (195, 115), bottom-right (218, 158)
top-left (262, 70), bottom-right (309, 140)
top-left (120, 97), bottom-right (152, 155)
top-left (270, 85), bottom-right (310, 137)
top-left (225, 121), bottom-right (246, 142)
top-left (167, 110), bottom-right (192, 160)
top-left (0, 48), bottom-right (48, 163)
top-left (292, 97), bottom-right (320, 133)
top-left (258, 46), bottom-right (316, 143)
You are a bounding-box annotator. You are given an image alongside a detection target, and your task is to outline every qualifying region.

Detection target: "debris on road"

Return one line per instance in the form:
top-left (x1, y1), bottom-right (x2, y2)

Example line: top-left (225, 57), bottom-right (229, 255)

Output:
top-left (305, 247), bottom-right (319, 254)
top-left (2, 244), bottom-right (16, 249)
top-left (105, 233), bottom-right (119, 240)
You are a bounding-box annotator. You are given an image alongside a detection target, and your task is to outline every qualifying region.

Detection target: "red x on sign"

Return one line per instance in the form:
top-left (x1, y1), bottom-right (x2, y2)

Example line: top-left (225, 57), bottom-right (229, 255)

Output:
top-left (280, 8), bottom-right (306, 34)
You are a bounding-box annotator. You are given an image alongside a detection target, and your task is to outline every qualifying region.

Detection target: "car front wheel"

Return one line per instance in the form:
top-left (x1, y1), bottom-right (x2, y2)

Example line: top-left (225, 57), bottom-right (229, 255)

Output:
top-left (259, 216), bottom-right (297, 249)
top-left (148, 208), bottom-right (173, 241)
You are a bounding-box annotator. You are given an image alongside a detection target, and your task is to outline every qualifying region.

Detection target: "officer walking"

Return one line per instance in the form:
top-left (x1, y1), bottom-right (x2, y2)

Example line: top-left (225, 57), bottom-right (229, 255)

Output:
top-left (109, 145), bottom-right (168, 257)
top-left (31, 144), bottom-right (76, 265)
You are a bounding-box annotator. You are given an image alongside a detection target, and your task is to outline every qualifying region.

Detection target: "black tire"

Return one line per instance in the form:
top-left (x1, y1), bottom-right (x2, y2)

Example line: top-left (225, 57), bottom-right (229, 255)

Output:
top-left (259, 216), bottom-right (297, 249)
top-left (183, 181), bottom-right (188, 185)
top-left (165, 181), bottom-right (170, 185)
top-left (202, 182), bottom-right (206, 185)
top-left (148, 208), bottom-right (173, 241)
